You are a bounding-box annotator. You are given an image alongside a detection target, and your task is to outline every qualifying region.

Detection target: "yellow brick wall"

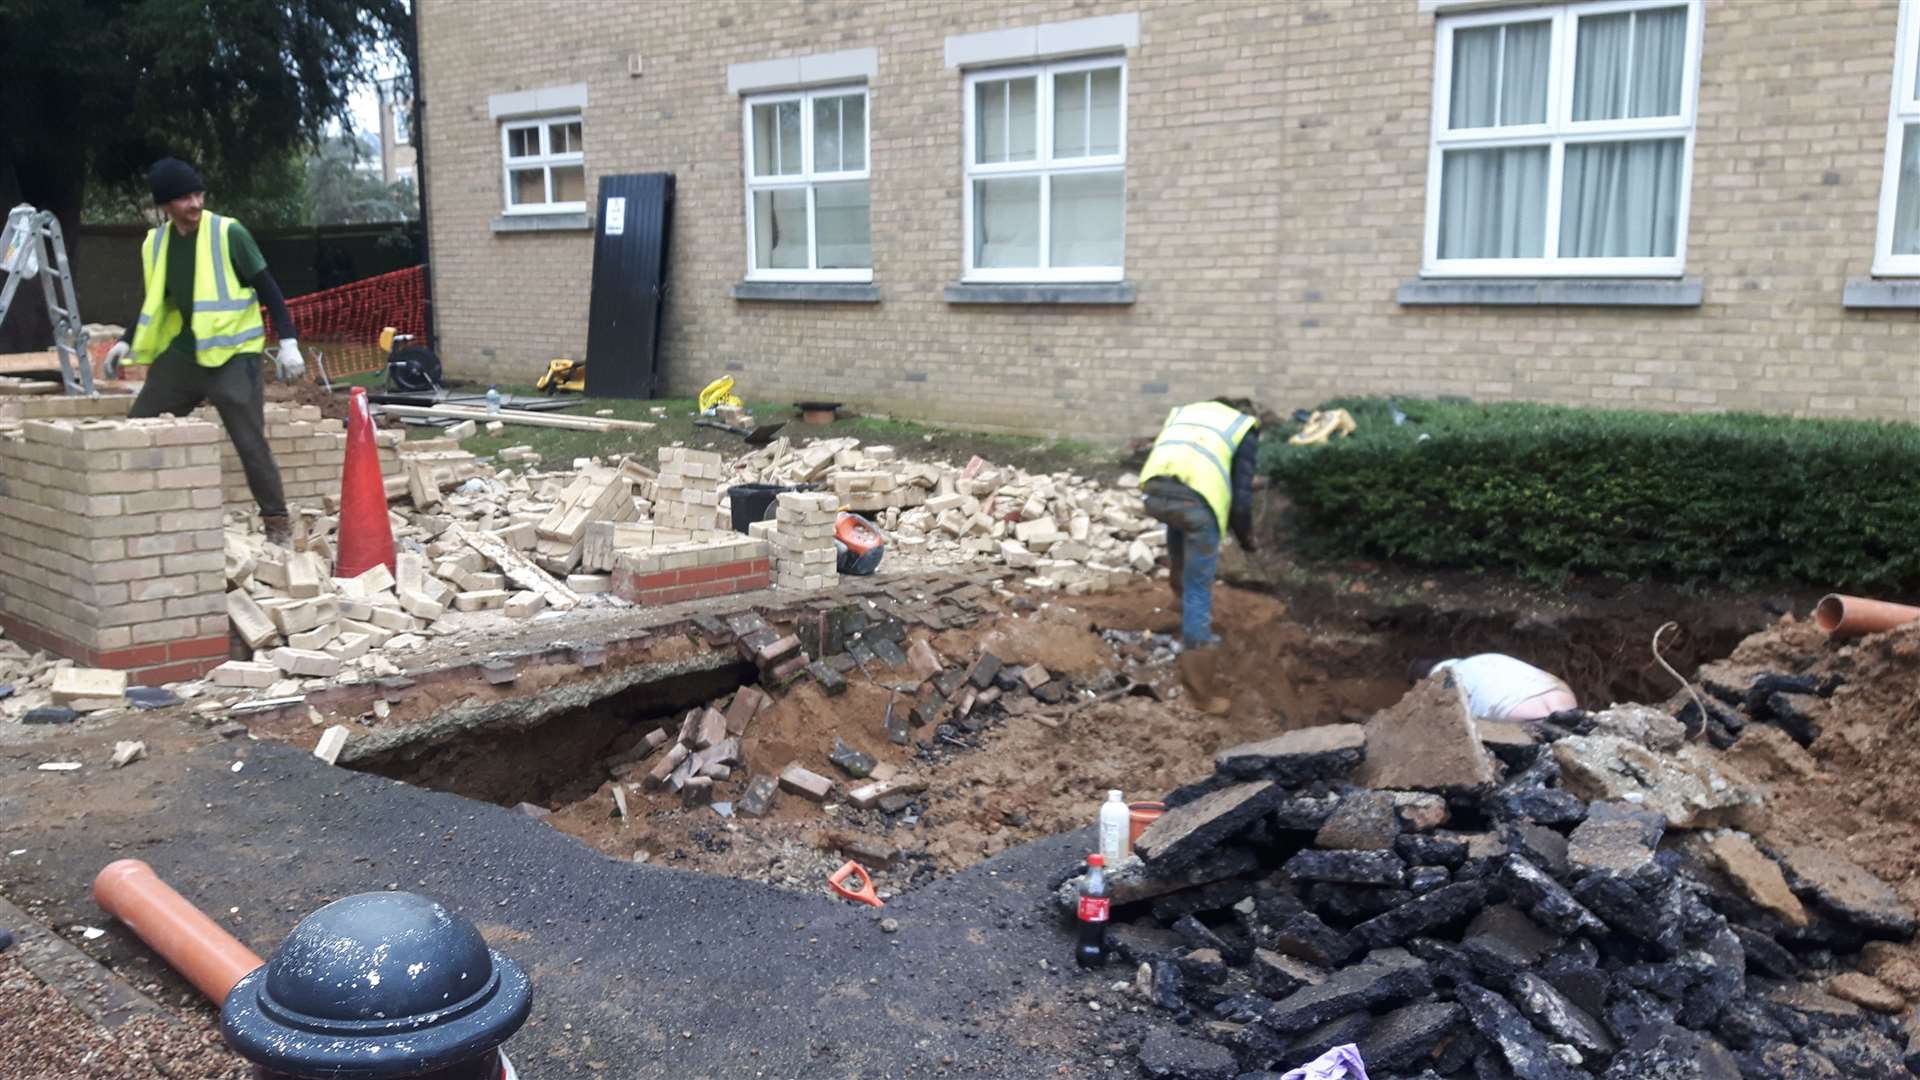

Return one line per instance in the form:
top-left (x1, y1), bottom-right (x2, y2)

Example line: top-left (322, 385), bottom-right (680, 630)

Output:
top-left (417, 0), bottom-right (1919, 439)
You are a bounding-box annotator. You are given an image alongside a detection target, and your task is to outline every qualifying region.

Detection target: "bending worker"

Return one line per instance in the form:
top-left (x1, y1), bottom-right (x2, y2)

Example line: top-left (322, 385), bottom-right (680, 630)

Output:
top-left (1416, 654), bottom-right (1578, 722)
top-left (104, 157), bottom-right (305, 546)
top-left (1138, 398), bottom-right (1260, 715)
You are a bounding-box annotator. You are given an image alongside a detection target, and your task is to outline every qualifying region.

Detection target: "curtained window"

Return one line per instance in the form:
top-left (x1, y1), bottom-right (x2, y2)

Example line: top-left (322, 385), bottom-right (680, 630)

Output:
top-left (964, 58), bottom-right (1126, 281)
top-left (1425, 1), bottom-right (1700, 277)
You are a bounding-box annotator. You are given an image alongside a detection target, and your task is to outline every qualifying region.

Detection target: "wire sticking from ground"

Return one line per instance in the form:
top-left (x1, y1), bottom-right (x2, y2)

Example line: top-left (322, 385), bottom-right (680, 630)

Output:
top-left (1653, 620), bottom-right (1710, 741)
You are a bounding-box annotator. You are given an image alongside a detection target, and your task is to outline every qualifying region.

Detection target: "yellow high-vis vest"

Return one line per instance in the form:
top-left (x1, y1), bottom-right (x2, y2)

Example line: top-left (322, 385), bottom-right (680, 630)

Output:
top-left (1139, 402), bottom-right (1258, 533)
top-left (129, 212), bottom-right (265, 368)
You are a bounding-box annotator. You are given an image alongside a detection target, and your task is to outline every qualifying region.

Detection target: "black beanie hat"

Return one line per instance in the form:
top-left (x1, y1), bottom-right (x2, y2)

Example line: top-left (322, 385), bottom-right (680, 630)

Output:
top-left (148, 157), bottom-right (205, 204)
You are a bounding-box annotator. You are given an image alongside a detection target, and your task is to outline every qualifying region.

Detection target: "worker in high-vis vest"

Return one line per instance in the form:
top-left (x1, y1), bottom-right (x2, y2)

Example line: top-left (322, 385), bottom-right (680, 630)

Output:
top-left (1138, 399), bottom-right (1260, 715)
top-left (103, 158), bottom-right (305, 546)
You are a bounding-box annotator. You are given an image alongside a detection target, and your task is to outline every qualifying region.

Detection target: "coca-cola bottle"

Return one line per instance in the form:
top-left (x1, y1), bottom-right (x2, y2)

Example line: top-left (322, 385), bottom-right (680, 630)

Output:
top-left (1076, 853), bottom-right (1110, 968)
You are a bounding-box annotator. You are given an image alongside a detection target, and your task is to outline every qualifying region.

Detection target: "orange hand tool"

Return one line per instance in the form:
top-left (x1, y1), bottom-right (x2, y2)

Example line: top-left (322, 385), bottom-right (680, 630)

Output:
top-left (828, 861), bottom-right (884, 907)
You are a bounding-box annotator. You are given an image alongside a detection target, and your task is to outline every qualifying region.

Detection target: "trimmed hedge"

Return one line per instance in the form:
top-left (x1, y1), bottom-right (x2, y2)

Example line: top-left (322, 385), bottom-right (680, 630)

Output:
top-left (1264, 398), bottom-right (1920, 593)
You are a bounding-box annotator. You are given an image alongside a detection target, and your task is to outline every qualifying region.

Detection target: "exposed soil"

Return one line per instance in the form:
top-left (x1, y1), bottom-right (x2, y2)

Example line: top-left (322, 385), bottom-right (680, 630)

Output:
top-left (1695, 616), bottom-right (1920, 913)
top-left (0, 952), bottom-right (244, 1080)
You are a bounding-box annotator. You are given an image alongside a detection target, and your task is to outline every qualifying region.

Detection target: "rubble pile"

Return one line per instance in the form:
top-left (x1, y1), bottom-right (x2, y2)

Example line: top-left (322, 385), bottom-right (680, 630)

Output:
top-left (571, 590), bottom-right (1088, 869)
top-left (1065, 674), bottom-right (1920, 1079)
top-left (730, 437), bottom-right (1165, 594)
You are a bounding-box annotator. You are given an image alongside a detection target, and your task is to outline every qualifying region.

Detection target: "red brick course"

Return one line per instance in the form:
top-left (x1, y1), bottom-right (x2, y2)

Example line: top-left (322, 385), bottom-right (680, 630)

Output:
top-left (613, 558), bottom-right (771, 607)
top-left (0, 611), bottom-right (225, 683)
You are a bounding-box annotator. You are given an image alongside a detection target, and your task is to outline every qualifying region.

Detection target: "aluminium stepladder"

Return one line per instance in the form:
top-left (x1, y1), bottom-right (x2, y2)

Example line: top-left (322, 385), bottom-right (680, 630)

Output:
top-left (0, 203), bottom-right (95, 394)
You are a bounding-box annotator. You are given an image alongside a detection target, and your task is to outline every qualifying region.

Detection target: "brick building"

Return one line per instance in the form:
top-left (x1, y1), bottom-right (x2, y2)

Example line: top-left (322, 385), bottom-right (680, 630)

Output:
top-left (415, 0), bottom-right (1920, 439)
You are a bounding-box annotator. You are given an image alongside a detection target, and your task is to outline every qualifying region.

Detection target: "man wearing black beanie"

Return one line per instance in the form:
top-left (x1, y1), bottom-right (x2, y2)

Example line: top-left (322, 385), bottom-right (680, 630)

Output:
top-left (105, 157), bottom-right (304, 546)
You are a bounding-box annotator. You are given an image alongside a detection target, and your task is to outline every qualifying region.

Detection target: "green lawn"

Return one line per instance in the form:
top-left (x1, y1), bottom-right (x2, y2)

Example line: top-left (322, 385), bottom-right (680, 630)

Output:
top-left (381, 385), bottom-right (1118, 478)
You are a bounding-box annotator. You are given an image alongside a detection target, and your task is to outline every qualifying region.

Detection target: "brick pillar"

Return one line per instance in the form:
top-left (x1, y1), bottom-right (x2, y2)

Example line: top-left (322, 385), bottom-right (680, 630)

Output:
top-left (0, 417), bottom-right (230, 682)
top-left (768, 491), bottom-right (838, 590)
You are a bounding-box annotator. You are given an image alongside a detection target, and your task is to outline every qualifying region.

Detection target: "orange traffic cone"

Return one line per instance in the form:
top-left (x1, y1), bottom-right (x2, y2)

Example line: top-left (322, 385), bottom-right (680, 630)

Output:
top-left (334, 386), bottom-right (395, 578)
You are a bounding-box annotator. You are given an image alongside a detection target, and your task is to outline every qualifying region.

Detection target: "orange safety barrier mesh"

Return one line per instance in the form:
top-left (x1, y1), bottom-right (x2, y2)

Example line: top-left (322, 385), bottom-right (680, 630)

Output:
top-left (271, 265), bottom-right (428, 379)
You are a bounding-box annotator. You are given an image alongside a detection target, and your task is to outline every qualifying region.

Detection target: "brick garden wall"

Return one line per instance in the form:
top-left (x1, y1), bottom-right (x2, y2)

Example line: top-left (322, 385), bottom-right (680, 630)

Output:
top-left (0, 418), bottom-right (230, 682)
top-left (417, 0), bottom-right (1918, 439)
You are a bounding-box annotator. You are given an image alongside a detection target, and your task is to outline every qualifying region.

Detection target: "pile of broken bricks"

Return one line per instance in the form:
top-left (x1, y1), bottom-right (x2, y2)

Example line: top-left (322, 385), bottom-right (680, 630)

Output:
top-left (1059, 673), bottom-right (1920, 1079)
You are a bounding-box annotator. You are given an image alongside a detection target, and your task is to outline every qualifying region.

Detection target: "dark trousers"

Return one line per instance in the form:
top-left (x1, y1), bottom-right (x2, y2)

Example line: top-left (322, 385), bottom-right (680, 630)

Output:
top-left (130, 349), bottom-right (287, 517)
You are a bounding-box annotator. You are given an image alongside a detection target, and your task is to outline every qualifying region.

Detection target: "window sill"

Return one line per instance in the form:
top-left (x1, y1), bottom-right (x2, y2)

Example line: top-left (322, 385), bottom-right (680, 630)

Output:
top-left (491, 213), bottom-right (592, 233)
top-left (1842, 278), bottom-right (1920, 310)
top-left (731, 282), bottom-right (881, 303)
top-left (1396, 277), bottom-right (1702, 308)
top-left (944, 282), bottom-right (1136, 305)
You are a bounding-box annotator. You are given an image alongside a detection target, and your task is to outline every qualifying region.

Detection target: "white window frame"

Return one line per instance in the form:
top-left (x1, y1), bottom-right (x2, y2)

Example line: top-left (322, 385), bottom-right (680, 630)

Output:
top-left (962, 55), bottom-right (1127, 284)
top-left (1421, 0), bottom-right (1704, 279)
top-left (1874, 0), bottom-right (1920, 276)
top-left (499, 114), bottom-right (585, 216)
top-left (392, 104), bottom-right (411, 146)
top-left (740, 85), bottom-right (872, 283)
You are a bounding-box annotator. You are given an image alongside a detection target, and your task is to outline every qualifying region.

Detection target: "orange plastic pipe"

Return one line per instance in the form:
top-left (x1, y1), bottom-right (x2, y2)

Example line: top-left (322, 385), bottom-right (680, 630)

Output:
top-left (92, 859), bottom-right (264, 1004)
top-left (1814, 594), bottom-right (1920, 637)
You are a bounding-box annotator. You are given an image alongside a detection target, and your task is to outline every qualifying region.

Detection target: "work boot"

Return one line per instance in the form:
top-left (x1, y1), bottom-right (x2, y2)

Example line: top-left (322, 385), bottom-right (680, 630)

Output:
top-left (261, 514), bottom-right (291, 547)
top-left (1177, 646), bottom-right (1231, 716)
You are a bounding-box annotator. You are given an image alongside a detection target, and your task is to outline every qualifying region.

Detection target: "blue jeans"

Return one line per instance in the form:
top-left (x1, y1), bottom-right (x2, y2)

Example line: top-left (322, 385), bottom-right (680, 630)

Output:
top-left (1143, 480), bottom-right (1219, 647)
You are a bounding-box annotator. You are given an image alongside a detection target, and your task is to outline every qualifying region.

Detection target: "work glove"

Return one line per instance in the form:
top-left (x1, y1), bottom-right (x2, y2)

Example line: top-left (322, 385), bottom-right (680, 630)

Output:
top-left (273, 339), bottom-right (306, 382)
top-left (102, 340), bottom-right (129, 380)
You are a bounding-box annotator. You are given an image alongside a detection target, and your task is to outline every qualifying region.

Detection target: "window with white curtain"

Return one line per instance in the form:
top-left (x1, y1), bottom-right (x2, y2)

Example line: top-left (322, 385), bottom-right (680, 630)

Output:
top-left (1875, 0), bottom-right (1920, 275)
top-left (501, 116), bottom-right (585, 214)
top-left (742, 86), bottom-right (871, 281)
top-left (1423, 0), bottom-right (1702, 277)
top-left (963, 57), bottom-right (1126, 282)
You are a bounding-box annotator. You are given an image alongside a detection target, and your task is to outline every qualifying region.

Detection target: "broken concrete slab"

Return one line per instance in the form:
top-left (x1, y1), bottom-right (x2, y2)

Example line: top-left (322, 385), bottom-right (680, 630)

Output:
top-left (1134, 780), bottom-right (1283, 872)
top-left (1597, 1022), bottom-right (1740, 1080)
top-left (1314, 790), bottom-right (1401, 851)
top-left (1552, 734), bottom-right (1759, 830)
top-left (1567, 801), bottom-right (1667, 875)
top-left (1460, 904), bottom-right (1562, 982)
top-left (1135, 1030), bottom-right (1237, 1080)
top-left (1510, 971), bottom-right (1617, 1063)
top-left (1250, 948), bottom-right (1327, 999)
top-left (1054, 848), bottom-right (1261, 912)
top-left (1359, 1000), bottom-right (1466, 1074)
top-left (1350, 881), bottom-right (1488, 949)
top-left (1776, 843), bottom-right (1918, 939)
top-left (1499, 856), bottom-right (1607, 937)
top-left (1590, 702), bottom-right (1687, 752)
top-left (1261, 947), bottom-right (1431, 1034)
top-left (1696, 830), bottom-right (1808, 927)
top-left (1456, 983), bottom-right (1588, 1080)
top-left (1826, 971), bottom-right (1905, 1013)
top-left (1267, 912), bottom-right (1358, 969)
top-left (1359, 674), bottom-right (1496, 792)
top-left (109, 741), bottom-right (147, 769)
top-left (1214, 724), bottom-right (1365, 784)
top-left (1281, 849), bottom-right (1406, 887)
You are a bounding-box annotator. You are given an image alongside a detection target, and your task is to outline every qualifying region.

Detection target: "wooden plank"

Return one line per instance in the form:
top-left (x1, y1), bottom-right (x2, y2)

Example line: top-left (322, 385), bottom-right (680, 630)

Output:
top-left (461, 528), bottom-right (580, 610)
top-left (376, 402), bottom-right (655, 432)
top-left (0, 351), bottom-right (60, 374)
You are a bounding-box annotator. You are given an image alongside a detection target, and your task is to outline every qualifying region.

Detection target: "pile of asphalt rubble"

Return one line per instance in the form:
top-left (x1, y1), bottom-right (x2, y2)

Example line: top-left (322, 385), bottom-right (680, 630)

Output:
top-left (1056, 672), bottom-right (1920, 1079)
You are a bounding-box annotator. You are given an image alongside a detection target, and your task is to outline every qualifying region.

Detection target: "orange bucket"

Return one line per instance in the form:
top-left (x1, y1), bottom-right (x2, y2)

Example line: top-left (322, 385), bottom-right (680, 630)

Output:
top-left (1128, 801), bottom-right (1166, 849)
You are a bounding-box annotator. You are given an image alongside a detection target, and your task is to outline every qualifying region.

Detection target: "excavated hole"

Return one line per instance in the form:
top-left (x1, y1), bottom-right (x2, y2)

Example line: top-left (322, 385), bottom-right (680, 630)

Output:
top-left (352, 660), bottom-right (758, 807)
top-left (317, 584), bottom-right (1777, 887)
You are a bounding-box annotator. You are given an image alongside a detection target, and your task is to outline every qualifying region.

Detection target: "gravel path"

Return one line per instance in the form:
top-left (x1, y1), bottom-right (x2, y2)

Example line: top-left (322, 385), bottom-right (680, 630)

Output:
top-left (0, 951), bottom-right (245, 1079)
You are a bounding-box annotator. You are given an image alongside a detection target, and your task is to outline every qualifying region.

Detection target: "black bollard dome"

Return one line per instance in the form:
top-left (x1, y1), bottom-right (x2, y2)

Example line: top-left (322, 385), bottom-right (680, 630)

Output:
top-left (221, 892), bottom-right (532, 1078)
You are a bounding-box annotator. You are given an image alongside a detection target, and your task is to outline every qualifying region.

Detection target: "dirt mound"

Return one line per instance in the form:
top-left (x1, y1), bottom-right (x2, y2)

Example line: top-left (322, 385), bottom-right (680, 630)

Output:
top-left (1696, 616), bottom-right (1920, 911)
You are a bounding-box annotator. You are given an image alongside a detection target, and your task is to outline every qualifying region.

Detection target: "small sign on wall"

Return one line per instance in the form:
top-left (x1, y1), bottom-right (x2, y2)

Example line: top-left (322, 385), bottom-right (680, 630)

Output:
top-left (604, 196), bottom-right (626, 235)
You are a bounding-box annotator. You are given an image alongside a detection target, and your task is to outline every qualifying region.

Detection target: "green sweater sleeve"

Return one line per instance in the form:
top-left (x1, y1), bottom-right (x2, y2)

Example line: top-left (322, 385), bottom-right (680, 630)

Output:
top-left (227, 222), bottom-right (268, 281)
